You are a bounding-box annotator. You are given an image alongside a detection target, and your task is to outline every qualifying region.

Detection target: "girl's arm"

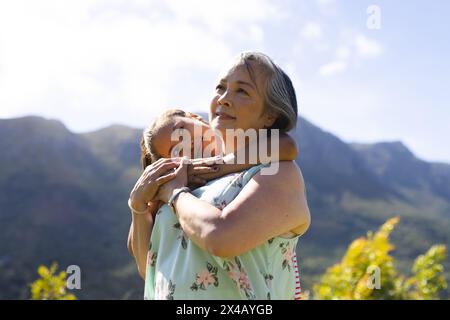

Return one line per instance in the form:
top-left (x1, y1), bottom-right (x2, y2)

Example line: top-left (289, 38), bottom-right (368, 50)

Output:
top-left (127, 157), bottom-right (182, 279)
top-left (189, 133), bottom-right (298, 183)
top-left (127, 201), bottom-right (160, 280)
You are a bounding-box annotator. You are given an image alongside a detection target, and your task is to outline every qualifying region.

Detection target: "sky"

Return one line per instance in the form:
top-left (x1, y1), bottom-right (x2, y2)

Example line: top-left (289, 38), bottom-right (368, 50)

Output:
top-left (0, 0), bottom-right (449, 163)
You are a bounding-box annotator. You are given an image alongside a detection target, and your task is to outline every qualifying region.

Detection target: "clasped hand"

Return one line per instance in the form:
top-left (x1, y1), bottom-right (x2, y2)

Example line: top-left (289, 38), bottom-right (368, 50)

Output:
top-left (129, 156), bottom-right (223, 211)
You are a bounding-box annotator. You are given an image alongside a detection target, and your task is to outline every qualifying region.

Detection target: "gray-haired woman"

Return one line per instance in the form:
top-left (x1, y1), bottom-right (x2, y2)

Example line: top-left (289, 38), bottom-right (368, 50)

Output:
top-left (129, 52), bottom-right (311, 300)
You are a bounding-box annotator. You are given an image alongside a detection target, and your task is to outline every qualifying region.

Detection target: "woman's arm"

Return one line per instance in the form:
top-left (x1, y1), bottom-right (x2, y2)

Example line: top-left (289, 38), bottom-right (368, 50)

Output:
top-left (162, 161), bottom-right (310, 258)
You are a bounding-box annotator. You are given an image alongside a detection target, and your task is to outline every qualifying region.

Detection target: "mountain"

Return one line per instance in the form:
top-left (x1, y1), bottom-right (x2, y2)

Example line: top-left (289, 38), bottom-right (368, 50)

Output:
top-left (0, 117), bottom-right (143, 299)
top-left (0, 115), bottom-right (449, 299)
top-left (293, 121), bottom-right (450, 291)
top-left (352, 141), bottom-right (450, 201)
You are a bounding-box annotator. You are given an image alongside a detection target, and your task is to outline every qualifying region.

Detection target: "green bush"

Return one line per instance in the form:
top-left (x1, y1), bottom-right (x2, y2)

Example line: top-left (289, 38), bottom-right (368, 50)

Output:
top-left (30, 262), bottom-right (76, 300)
top-left (313, 217), bottom-right (447, 300)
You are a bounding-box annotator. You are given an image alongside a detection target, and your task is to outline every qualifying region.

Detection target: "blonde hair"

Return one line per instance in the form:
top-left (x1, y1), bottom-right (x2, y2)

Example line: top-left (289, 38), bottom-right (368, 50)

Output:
top-left (140, 109), bottom-right (186, 170)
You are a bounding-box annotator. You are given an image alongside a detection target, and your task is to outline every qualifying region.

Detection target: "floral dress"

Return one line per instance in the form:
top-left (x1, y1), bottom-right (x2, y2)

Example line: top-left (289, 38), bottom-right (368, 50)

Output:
top-left (144, 163), bottom-right (302, 300)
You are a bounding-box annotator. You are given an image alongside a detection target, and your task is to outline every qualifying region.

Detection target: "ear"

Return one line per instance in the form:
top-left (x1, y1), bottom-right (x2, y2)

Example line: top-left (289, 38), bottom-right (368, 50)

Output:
top-left (263, 111), bottom-right (277, 128)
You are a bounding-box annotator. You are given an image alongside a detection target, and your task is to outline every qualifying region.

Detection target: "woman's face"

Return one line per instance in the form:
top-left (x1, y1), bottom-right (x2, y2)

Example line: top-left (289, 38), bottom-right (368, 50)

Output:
top-left (152, 116), bottom-right (217, 159)
top-left (209, 63), bottom-right (275, 137)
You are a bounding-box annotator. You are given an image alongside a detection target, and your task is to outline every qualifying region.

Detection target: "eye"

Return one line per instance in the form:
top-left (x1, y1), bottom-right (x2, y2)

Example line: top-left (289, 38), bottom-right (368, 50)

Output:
top-left (237, 88), bottom-right (248, 95)
top-left (171, 144), bottom-right (182, 157)
top-left (215, 84), bottom-right (225, 92)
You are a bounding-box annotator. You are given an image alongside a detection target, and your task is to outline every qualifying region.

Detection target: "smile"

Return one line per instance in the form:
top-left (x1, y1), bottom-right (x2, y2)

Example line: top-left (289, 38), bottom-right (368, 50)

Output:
top-left (215, 112), bottom-right (236, 120)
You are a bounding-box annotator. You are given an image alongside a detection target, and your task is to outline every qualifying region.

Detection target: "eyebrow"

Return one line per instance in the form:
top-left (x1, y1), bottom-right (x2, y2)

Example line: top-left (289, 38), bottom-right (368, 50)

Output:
top-left (237, 80), bottom-right (256, 90)
top-left (219, 79), bottom-right (256, 90)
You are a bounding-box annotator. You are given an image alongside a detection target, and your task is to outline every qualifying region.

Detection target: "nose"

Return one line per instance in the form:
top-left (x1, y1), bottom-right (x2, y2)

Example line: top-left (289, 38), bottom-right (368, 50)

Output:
top-left (217, 90), bottom-right (232, 108)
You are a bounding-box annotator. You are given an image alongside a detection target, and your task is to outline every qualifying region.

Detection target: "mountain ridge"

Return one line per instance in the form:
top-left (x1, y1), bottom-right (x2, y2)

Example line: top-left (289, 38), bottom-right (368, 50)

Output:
top-left (1, 114), bottom-right (449, 299)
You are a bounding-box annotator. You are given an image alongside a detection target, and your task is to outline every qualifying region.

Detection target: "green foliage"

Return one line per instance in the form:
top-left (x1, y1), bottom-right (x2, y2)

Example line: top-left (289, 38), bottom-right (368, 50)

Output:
top-left (313, 217), bottom-right (447, 300)
top-left (408, 245), bottom-right (447, 299)
top-left (30, 263), bottom-right (76, 300)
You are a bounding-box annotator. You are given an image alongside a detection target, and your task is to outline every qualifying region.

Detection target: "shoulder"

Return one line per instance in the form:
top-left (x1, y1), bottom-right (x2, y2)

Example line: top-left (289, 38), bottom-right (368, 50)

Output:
top-left (251, 161), bottom-right (304, 193)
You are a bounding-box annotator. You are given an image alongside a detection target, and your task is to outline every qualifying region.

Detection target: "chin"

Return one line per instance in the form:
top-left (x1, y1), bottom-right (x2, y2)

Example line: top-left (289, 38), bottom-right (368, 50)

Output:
top-left (211, 118), bottom-right (236, 132)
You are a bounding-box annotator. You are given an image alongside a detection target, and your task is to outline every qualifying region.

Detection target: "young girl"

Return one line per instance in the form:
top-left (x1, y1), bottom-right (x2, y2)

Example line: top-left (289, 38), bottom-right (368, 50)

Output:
top-left (139, 108), bottom-right (298, 183)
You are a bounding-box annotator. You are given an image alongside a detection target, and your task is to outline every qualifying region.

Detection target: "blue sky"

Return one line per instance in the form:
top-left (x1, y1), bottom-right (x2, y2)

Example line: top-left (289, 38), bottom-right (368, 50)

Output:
top-left (0, 0), bottom-right (449, 163)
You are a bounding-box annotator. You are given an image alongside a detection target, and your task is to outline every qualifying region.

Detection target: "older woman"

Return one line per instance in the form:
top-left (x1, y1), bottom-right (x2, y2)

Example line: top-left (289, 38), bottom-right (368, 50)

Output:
top-left (128, 52), bottom-right (310, 299)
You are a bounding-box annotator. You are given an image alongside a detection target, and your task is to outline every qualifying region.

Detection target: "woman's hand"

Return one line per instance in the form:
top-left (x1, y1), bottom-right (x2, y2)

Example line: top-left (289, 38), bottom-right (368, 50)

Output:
top-left (129, 158), bottom-right (183, 211)
top-left (156, 157), bottom-right (190, 203)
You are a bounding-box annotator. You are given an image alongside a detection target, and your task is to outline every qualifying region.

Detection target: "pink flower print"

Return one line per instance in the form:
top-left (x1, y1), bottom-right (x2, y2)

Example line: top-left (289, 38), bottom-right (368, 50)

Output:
top-left (280, 242), bottom-right (294, 272)
top-left (196, 269), bottom-right (216, 287)
top-left (238, 270), bottom-right (251, 290)
top-left (227, 269), bottom-right (240, 283)
top-left (283, 247), bottom-right (294, 262)
top-left (223, 258), bottom-right (255, 299)
top-left (190, 262), bottom-right (219, 291)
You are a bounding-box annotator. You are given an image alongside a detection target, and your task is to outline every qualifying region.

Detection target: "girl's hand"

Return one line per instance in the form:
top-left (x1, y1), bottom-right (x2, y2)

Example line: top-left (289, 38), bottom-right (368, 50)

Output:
top-left (129, 158), bottom-right (182, 211)
top-left (188, 155), bottom-right (254, 186)
top-left (187, 156), bottom-right (223, 187)
top-left (156, 157), bottom-right (190, 203)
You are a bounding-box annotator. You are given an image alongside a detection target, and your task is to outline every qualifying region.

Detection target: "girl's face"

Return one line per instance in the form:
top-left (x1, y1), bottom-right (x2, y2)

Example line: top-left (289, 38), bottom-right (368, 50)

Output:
top-left (152, 116), bottom-right (217, 159)
top-left (209, 62), bottom-right (276, 138)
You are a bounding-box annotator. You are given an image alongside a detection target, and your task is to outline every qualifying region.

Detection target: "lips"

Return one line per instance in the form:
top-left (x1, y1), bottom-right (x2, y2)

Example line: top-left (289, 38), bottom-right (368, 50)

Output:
top-left (215, 110), bottom-right (236, 120)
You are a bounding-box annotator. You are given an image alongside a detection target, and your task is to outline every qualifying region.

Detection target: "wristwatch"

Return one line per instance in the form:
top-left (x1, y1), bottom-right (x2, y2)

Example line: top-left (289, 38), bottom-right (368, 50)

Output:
top-left (168, 187), bottom-right (190, 215)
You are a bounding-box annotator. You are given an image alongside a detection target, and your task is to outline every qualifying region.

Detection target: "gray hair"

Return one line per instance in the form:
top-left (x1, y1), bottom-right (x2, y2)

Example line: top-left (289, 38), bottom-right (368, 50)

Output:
top-left (231, 52), bottom-right (298, 132)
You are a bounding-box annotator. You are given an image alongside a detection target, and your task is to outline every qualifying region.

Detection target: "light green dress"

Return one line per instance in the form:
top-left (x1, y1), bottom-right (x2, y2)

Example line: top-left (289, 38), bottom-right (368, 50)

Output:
top-left (144, 164), bottom-right (301, 300)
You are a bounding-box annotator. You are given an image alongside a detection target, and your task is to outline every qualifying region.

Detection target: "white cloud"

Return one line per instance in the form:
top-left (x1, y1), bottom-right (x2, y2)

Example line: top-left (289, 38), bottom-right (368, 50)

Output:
top-left (316, 32), bottom-right (382, 77)
top-left (162, 0), bottom-right (278, 32)
top-left (318, 61), bottom-right (347, 76)
top-left (355, 34), bottom-right (383, 58)
top-left (301, 22), bottom-right (322, 40)
top-left (317, 44), bottom-right (351, 77)
top-left (0, 0), bottom-right (279, 131)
